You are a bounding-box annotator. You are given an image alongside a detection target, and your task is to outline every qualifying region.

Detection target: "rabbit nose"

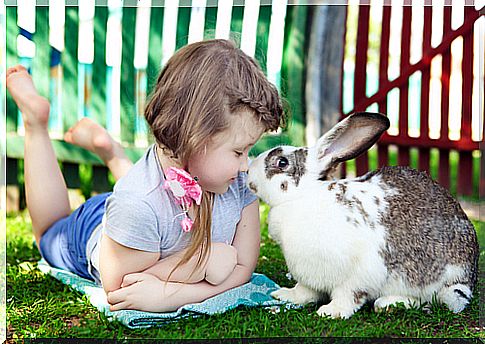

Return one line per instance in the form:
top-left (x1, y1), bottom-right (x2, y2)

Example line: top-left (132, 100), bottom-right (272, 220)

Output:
top-left (248, 181), bottom-right (258, 193)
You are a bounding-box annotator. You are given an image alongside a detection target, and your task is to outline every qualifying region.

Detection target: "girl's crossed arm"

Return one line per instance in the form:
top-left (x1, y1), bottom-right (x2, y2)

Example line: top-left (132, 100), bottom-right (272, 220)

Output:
top-left (99, 234), bottom-right (160, 293)
top-left (141, 242), bottom-right (238, 285)
top-left (106, 200), bottom-right (261, 312)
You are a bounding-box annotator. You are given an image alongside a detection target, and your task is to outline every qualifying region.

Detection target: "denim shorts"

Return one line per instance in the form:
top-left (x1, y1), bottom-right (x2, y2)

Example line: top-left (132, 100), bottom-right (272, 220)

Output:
top-left (39, 192), bottom-right (112, 281)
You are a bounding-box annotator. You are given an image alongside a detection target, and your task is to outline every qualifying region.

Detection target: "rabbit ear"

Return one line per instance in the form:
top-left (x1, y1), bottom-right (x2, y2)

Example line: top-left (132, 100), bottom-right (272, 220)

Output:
top-left (315, 112), bottom-right (389, 174)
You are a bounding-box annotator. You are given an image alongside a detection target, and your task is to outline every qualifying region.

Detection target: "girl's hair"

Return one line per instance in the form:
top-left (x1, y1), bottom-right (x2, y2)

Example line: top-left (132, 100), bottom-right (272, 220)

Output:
top-left (144, 39), bottom-right (286, 278)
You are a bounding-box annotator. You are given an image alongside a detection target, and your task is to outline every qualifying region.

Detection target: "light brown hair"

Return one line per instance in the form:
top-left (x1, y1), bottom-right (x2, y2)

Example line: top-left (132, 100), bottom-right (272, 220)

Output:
top-left (144, 39), bottom-right (286, 278)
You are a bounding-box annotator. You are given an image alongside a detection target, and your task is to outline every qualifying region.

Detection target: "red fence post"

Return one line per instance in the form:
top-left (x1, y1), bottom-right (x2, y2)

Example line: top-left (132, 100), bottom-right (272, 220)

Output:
top-left (438, 5), bottom-right (452, 190)
top-left (378, 5), bottom-right (391, 169)
top-left (398, 5), bottom-right (412, 167)
top-left (419, 5), bottom-right (432, 174)
top-left (354, 4), bottom-right (371, 176)
top-left (457, 6), bottom-right (475, 196)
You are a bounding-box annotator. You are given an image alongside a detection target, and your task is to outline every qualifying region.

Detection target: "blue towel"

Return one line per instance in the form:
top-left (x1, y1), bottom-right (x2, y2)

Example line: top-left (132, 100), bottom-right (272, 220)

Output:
top-left (37, 259), bottom-right (289, 329)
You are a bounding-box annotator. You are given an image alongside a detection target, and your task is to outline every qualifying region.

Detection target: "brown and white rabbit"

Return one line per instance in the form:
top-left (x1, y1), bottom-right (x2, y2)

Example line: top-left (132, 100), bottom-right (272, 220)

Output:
top-left (247, 112), bottom-right (478, 319)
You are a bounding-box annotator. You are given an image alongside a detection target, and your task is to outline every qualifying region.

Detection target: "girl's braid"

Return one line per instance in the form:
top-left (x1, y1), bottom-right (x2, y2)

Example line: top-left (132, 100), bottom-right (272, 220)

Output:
top-left (231, 90), bottom-right (283, 131)
top-left (239, 97), bottom-right (272, 118)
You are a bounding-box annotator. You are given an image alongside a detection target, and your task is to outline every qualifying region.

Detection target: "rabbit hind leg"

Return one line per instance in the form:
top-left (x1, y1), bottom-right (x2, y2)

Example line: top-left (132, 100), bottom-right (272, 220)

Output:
top-left (373, 295), bottom-right (421, 312)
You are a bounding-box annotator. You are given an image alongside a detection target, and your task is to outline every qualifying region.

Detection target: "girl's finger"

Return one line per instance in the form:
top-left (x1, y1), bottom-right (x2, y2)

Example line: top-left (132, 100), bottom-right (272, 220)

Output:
top-left (109, 301), bottom-right (130, 312)
top-left (121, 273), bottom-right (144, 288)
top-left (107, 288), bottom-right (128, 305)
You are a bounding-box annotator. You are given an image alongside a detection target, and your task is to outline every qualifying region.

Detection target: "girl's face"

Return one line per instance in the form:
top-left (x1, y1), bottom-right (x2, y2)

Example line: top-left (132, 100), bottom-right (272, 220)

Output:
top-left (188, 111), bottom-right (265, 194)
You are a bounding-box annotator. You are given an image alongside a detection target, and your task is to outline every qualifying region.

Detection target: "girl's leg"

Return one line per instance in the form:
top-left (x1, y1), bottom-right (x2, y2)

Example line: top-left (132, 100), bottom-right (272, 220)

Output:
top-left (64, 118), bottom-right (133, 181)
top-left (6, 65), bottom-right (70, 245)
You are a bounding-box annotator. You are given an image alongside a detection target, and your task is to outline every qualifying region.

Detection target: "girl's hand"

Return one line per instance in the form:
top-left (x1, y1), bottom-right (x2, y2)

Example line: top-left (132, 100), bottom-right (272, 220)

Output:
top-left (107, 273), bottom-right (179, 312)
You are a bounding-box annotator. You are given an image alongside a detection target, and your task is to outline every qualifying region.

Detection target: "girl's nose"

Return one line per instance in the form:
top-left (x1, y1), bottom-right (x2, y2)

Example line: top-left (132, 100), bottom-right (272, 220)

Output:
top-left (240, 156), bottom-right (250, 173)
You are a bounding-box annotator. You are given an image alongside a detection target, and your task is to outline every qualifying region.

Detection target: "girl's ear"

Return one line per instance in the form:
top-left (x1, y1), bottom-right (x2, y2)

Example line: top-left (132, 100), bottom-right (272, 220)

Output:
top-left (315, 112), bottom-right (390, 174)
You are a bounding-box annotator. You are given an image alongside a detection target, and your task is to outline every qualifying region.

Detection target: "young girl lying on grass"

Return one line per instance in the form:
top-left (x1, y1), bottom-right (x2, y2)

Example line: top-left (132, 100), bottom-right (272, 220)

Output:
top-left (6, 39), bottom-right (286, 312)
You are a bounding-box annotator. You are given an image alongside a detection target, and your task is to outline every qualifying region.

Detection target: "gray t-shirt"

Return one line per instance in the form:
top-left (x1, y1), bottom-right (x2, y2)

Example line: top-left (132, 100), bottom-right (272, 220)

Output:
top-left (86, 144), bottom-right (257, 285)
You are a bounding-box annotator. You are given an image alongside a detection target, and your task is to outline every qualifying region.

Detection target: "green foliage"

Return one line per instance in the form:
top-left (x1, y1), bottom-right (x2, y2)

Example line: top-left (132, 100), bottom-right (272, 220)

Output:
top-left (6, 207), bottom-right (484, 339)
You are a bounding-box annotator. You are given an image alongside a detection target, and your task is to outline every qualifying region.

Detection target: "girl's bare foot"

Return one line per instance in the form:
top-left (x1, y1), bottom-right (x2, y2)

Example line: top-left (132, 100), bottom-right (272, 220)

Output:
top-left (64, 118), bottom-right (133, 181)
top-left (64, 118), bottom-right (117, 163)
top-left (6, 65), bottom-right (50, 130)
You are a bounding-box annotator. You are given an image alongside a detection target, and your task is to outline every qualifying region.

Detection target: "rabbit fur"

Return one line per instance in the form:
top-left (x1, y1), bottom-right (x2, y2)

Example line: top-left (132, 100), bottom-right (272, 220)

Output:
top-left (247, 112), bottom-right (478, 319)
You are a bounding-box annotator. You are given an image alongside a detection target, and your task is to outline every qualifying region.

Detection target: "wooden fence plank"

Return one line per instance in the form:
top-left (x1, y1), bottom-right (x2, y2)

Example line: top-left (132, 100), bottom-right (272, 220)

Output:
top-left (266, 0), bottom-right (287, 89)
top-left (418, 5), bottom-right (432, 173)
top-left (63, 6), bottom-right (79, 131)
top-left (378, 135), bottom-right (479, 150)
top-left (215, 0), bottom-right (233, 39)
top-left (48, 0), bottom-right (65, 139)
top-left (457, 6), bottom-right (475, 195)
top-left (398, 5), bottom-right (411, 167)
top-left (6, 6), bottom-right (18, 133)
top-left (188, 0), bottom-right (206, 44)
top-left (460, 6), bottom-right (474, 142)
top-left (105, 3), bottom-right (123, 141)
top-left (161, 0), bottom-right (179, 66)
top-left (279, 5), bottom-right (307, 148)
top-left (254, 4), bottom-right (271, 74)
top-left (32, 7), bottom-right (50, 118)
top-left (134, 2), bottom-right (151, 147)
top-left (438, 5), bottom-right (452, 189)
top-left (378, 4), bottom-right (391, 169)
top-left (203, 5), bottom-right (217, 40)
top-left (120, 7), bottom-right (136, 145)
top-left (92, 6), bottom-right (108, 127)
top-left (77, 0), bottom-right (94, 121)
top-left (481, 116), bottom-right (485, 197)
top-left (147, 6), bottom-right (164, 91)
top-left (175, 7), bottom-right (191, 50)
top-left (240, 0), bottom-right (260, 57)
top-left (16, 0), bottom-right (36, 136)
top-left (230, 5), bottom-right (244, 43)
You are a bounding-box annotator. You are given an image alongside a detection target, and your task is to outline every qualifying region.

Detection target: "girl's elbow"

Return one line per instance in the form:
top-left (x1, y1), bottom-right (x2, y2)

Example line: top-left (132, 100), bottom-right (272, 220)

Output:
top-left (101, 276), bottom-right (121, 294)
top-left (236, 264), bottom-right (255, 285)
top-left (99, 268), bottom-right (124, 293)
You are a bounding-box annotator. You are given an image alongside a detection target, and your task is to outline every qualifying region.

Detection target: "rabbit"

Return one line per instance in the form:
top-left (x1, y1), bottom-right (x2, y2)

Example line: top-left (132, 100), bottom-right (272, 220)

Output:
top-left (247, 112), bottom-right (479, 319)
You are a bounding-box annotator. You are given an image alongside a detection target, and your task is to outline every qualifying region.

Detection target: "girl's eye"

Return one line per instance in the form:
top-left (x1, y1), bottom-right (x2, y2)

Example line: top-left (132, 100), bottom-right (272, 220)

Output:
top-left (277, 157), bottom-right (289, 168)
top-left (234, 151), bottom-right (243, 157)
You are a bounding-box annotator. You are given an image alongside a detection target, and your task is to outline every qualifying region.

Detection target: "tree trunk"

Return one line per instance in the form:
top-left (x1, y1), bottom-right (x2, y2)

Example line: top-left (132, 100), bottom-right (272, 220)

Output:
top-left (305, 5), bottom-right (346, 146)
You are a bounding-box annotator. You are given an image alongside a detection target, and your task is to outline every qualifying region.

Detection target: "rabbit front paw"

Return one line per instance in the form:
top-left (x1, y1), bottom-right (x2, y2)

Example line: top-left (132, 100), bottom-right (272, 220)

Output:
top-left (271, 283), bottom-right (320, 305)
top-left (317, 300), bottom-right (357, 319)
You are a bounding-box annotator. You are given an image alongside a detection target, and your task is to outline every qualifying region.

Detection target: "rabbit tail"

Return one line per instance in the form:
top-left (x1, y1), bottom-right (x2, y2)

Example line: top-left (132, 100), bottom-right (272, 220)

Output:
top-left (437, 283), bottom-right (473, 313)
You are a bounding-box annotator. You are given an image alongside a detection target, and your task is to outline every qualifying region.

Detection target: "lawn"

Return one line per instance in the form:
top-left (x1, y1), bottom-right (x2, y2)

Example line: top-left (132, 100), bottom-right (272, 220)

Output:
top-left (6, 203), bottom-right (484, 340)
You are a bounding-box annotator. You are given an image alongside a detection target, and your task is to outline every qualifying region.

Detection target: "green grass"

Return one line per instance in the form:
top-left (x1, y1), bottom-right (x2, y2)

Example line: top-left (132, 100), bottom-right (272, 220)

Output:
top-left (6, 205), bottom-right (484, 339)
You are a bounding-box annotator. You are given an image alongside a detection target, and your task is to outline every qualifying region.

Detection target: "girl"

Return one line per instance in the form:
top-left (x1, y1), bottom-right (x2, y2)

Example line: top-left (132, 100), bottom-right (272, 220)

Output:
top-left (6, 39), bottom-right (285, 313)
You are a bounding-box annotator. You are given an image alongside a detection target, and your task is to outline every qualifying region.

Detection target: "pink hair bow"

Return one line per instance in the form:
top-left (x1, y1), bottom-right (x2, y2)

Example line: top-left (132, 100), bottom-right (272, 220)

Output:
top-left (163, 167), bottom-right (202, 232)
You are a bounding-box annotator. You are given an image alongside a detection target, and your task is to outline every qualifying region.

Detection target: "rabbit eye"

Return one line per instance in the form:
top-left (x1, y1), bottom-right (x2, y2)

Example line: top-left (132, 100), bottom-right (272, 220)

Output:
top-left (277, 157), bottom-right (289, 168)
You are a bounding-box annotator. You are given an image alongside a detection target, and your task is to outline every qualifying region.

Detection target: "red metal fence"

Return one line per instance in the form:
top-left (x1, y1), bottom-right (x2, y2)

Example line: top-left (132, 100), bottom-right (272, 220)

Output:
top-left (344, 4), bottom-right (483, 197)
